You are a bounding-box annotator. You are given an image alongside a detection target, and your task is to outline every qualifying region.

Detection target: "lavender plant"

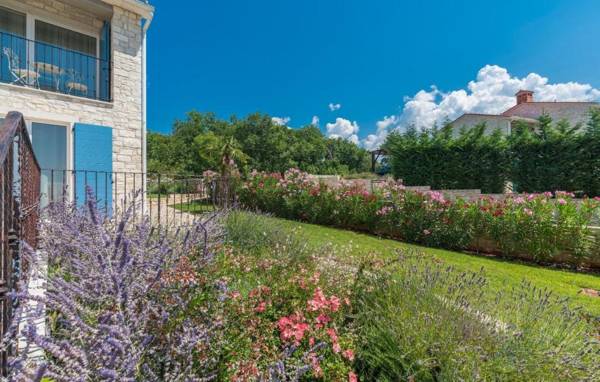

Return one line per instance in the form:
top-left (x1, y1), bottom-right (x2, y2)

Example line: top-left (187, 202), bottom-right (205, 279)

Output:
top-left (353, 251), bottom-right (600, 381)
top-left (2, 190), bottom-right (225, 381)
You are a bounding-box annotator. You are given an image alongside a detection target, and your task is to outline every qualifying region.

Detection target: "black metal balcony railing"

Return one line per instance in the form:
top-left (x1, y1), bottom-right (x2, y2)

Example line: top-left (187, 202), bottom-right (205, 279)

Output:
top-left (0, 32), bottom-right (111, 102)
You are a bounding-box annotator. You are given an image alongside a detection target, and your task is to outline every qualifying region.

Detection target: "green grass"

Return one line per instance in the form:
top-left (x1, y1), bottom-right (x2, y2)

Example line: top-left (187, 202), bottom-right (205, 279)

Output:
top-left (255, 214), bottom-right (600, 316)
top-left (170, 199), bottom-right (215, 214)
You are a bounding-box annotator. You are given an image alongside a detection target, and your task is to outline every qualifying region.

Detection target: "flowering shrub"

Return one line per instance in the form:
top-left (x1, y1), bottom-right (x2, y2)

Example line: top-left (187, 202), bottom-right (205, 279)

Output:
top-left (224, 212), bottom-right (600, 381)
top-left (468, 192), bottom-right (600, 261)
top-left (220, 212), bottom-right (356, 380)
top-left (2, 194), bottom-right (226, 381)
top-left (239, 169), bottom-right (600, 266)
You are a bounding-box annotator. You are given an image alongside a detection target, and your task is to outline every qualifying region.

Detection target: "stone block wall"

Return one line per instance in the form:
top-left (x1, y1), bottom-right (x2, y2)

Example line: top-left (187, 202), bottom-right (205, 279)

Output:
top-left (0, 0), bottom-right (144, 175)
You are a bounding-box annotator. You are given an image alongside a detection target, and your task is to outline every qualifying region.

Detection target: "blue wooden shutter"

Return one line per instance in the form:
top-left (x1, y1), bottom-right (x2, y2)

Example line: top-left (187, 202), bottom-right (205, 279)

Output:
top-left (99, 21), bottom-right (111, 101)
top-left (73, 123), bottom-right (113, 212)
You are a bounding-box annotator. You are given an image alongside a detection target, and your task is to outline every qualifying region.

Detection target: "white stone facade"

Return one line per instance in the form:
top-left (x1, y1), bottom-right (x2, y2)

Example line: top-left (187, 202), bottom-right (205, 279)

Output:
top-left (0, 0), bottom-right (150, 174)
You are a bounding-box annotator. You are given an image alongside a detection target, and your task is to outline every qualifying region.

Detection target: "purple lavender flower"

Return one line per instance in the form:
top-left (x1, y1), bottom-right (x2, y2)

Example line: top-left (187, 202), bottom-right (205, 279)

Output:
top-left (2, 188), bottom-right (225, 381)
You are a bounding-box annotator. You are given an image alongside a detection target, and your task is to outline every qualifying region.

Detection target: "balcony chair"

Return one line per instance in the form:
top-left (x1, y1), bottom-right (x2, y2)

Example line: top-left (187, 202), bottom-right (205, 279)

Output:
top-left (34, 62), bottom-right (63, 91)
top-left (3, 47), bottom-right (40, 87)
top-left (65, 68), bottom-right (88, 97)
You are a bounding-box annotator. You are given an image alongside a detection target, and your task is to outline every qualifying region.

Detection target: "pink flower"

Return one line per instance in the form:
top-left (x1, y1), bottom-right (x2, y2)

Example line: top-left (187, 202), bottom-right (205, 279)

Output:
top-left (558, 198), bottom-right (567, 205)
top-left (254, 302), bottom-right (266, 313)
top-left (524, 208), bottom-right (533, 216)
top-left (349, 372), bottom-right (358, 382)
top-left (333, 342), bottom-right (342, 353)
top-left (315, 314), bottom-right (331, 328)
top-left (329, 295), bottom-right (341, 312)
top-left (594, 197), bottom-right (600, 202)
top-left (278, 314), bottom-right (309, 345)
top-left (327, 327), bottom-right (341, 353)
top-left (376, 206), bottom-right (393, 216)
top-left (327, 327), bottom-right (338, 341)
top-left (308, 288), bottom-right (328, 311)
top-left (556, 191), bottom-right (575, 198)
top-left (342, 349), bottom-right (355, 361)
top-left (514, 197), bottom-right (525, 205)
top-left (230, 291), bottom-right (241, 299)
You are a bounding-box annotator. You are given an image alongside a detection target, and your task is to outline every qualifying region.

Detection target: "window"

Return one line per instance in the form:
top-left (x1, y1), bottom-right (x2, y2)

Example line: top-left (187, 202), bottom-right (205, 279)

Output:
top-left (35, 20), bottom-right (96, 57)
top-left (0, 5), bottom-right (109, 101)
top-left (0, 6), bottom-right (25, 36)
top-left (31, 122), bottom-right (68, 206)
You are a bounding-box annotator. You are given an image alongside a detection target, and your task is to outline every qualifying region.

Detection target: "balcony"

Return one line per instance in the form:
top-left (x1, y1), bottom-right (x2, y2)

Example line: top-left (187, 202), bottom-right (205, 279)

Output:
top-left (0, 31), bottom-right (111, 102)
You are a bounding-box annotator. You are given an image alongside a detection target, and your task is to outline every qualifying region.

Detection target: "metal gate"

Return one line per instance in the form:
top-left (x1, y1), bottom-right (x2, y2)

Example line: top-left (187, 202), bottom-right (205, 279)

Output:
top-left (0, 112), bottom-right (41, 374)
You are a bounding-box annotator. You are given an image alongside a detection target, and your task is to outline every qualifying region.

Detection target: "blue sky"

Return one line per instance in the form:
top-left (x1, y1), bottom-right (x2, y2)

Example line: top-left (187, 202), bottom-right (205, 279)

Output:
top-left (147, 0), bottom-right (600, 147)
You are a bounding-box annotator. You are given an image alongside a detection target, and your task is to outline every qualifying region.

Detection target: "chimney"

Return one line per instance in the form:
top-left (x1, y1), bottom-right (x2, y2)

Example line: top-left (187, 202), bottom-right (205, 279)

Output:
top-left (516, 90), bottom-right (534, 105)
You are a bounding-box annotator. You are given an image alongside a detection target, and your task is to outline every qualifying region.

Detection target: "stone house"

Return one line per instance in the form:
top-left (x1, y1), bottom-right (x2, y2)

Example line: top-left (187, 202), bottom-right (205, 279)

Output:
top-left (0, 0), bottom-right (154, 206)
top-left (450, 90), bottom-right (599, 137)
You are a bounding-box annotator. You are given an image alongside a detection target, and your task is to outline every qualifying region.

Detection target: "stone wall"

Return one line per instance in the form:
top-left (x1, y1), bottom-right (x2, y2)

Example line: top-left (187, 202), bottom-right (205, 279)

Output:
top-left (0, 0), bottom-right (144, 175)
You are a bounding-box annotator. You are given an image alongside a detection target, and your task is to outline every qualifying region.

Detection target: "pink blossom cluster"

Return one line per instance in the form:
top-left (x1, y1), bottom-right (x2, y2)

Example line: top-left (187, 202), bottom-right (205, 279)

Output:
top-left (277, 313), bottom-right (310, 345)
top-left (376, 206), bottom-right (393, 216)
top-left (424, 191), bottom-right (446, 204)
top-left (308, 287), bottom-right (341, 313)
top-left (276, 284), bottom-right (355, 379)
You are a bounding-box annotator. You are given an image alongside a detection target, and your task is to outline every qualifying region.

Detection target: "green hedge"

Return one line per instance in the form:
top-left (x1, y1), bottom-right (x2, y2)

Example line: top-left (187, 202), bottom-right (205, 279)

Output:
top-left (385, 109), bottom-right (600, 196)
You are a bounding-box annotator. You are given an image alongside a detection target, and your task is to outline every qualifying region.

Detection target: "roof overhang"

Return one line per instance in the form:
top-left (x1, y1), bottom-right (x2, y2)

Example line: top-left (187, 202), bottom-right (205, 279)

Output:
top-left (60, 0), bottom-right (113, 18)
top-left (100, 0), bottom-right (154, 24)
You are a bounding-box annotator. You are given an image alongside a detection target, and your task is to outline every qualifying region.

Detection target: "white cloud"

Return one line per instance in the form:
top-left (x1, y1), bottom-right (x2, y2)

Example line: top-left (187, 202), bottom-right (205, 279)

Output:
top-left (363, 115), bottom-right (397, 150)
top-left (272, 116), bottom-right (291, 126)
top-left (361, 65), bottom-right (600, 149)
top-left (326, 117), bottom-right (360, 144)
top-left (328, 103), bottom-right (342, 111)
top-left (311, 115), bottom-right (320, 127)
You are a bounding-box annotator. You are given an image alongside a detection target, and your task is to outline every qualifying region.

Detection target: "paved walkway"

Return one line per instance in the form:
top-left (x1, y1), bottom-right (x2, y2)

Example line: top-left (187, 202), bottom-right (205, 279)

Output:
top-left (146, 193), bottom-right (206, 227)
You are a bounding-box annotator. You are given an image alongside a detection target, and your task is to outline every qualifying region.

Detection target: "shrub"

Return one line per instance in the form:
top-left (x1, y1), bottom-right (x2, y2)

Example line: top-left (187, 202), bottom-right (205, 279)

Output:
top-left (352, 252), bottom-right (600, 381)
top-left (238, 169), bottom-right (600, 266)
top-left (219, 212), bottom-right (356, 380)
top-left (3, 194), bottom-right (227, 381)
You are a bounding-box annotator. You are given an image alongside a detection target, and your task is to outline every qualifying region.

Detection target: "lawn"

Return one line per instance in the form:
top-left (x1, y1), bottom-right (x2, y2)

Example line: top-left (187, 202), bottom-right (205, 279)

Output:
top-left (170, 198), bottom-right (215, 213)
top-left (259, 214), bottom-right (600, 316)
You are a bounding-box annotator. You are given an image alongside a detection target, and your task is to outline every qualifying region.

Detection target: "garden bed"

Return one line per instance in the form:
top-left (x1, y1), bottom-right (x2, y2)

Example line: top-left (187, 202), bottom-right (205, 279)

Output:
top-left (5, 197), bottom-right (600, 380)
top-left (238, 169), bottom-right (600, 269)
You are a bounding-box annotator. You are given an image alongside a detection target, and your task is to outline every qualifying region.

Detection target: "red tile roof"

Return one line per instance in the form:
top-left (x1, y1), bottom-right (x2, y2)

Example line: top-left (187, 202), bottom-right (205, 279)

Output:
top-left (501, 102), bottom-right (599, 126)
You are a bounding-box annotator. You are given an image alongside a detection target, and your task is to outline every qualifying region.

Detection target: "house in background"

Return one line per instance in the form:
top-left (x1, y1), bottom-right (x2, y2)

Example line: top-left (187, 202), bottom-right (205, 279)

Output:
top-left (0, 0), bottom-right (154, 207)
top-left (450, 90), bottom-right (599, 137)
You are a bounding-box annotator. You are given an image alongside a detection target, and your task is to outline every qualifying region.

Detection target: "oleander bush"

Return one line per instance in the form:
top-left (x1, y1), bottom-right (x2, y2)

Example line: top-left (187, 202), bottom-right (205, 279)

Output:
top-left (239, 169), bottom-right (600, 266)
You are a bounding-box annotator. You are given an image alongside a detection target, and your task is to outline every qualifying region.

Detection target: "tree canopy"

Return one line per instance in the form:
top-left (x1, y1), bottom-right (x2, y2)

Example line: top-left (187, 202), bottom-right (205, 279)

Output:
top-left (147, 111), bottom-right (371, 175)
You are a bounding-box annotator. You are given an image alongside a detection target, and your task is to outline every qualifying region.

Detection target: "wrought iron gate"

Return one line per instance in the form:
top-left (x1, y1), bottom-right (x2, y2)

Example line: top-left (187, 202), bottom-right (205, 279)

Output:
top-left (0, 112), bottom-right (41, 374)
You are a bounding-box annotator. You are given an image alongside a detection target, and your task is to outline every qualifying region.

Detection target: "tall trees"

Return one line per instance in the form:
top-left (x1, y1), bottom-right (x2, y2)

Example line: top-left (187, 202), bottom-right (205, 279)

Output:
top-left (148, 112), bottom-right (370, 175)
